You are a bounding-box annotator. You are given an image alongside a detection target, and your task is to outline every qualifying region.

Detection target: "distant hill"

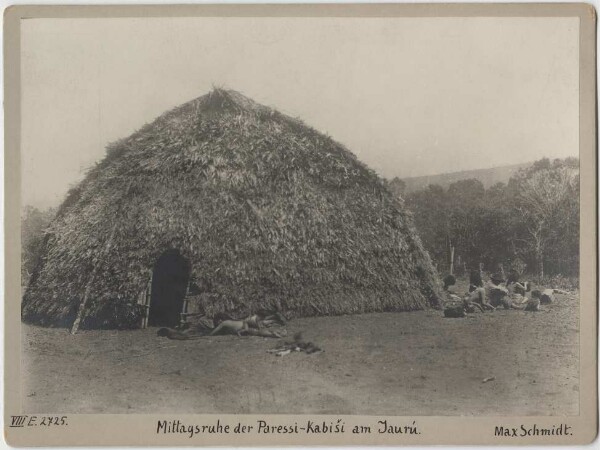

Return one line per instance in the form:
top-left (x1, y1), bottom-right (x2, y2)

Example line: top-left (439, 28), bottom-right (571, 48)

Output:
top-left (401, 162), bottom-right (532, 193)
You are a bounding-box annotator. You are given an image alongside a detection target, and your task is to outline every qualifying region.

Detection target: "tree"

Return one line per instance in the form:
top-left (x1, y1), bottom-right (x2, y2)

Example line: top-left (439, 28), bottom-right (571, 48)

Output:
top-left (445, 179), bottom-right (486, 273)
top-left (447, 179), bottom-right (485, 203)
top-left (403, 158), bottom-right (579, 279)
top-left (405, 184), bottom-right (449, 270)
top-left (477, 182), bottom-right (515, 271)
top-left (21, 205), bottom-right (55, 285)
top-left (386, 177), bottom-right (407, 199)
top-left (511, 163), bottom-right (579, 277)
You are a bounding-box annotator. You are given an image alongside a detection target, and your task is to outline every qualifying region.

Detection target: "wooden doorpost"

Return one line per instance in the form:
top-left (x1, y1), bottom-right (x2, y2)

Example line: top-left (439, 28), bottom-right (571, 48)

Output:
top-left (138, 274), bottom-right (152, 329)
top-left (180, 281), bottom-right (191, 328)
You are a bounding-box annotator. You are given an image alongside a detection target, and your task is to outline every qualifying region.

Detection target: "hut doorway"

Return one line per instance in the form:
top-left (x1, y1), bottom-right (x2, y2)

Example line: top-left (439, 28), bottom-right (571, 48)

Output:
top-left (148, 249), bottom-right (191, 327)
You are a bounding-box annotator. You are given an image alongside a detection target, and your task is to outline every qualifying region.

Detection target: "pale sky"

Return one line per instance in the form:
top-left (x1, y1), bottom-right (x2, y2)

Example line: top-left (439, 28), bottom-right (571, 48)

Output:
top-left (21, 17), bottom-right (579, 209)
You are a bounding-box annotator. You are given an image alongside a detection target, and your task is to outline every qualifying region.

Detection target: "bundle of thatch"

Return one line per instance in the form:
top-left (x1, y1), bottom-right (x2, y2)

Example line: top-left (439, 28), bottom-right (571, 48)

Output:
top-left (22, 88), bottom-right (442, 329)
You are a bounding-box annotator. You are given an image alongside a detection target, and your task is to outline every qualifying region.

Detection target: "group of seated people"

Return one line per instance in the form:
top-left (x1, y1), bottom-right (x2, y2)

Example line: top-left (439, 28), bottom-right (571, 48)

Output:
top-left (443, 270), bottom-right (544, 316)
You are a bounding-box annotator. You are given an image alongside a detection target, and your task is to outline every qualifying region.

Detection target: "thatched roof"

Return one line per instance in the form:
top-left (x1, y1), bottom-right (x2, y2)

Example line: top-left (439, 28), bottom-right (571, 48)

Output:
top-left (22, 88), bottom-right (442, 329)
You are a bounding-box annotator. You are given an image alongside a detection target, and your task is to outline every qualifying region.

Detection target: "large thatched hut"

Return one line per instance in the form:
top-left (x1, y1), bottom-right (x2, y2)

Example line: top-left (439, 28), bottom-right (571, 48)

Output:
top-left (22, 89), bottom-right (442, 330)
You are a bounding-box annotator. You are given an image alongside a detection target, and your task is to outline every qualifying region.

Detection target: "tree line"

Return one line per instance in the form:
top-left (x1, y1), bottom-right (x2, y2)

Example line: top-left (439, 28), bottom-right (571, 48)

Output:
top-left (387, 157), bottom-right (579, 281)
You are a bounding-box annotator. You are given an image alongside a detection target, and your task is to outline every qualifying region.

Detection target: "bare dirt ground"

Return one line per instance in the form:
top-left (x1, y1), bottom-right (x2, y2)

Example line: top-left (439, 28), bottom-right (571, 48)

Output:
top-left (22, 293), bottom-right (578, 416)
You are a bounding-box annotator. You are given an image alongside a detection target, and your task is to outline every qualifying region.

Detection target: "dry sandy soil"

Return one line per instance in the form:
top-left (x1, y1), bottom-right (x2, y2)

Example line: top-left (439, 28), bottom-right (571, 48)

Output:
top-left (22, 293), bottom-right (578, 416)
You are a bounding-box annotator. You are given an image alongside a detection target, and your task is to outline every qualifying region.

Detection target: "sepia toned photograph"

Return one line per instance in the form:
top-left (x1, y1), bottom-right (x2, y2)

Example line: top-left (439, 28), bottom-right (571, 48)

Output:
top-left (4, 3), bottom-right (597, 447)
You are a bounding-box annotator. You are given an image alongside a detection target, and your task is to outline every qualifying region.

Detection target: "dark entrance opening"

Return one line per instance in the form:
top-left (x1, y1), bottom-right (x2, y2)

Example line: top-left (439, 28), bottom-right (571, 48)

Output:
top-left (148, 249), bottom-right (191, 327)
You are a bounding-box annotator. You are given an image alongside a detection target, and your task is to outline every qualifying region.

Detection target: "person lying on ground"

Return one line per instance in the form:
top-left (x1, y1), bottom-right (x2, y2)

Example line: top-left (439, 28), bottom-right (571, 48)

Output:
top-left (247, 312), bottom-right (287, 329)
top-left (212, 310), bottom-right (287, 329)
top-left (210, 318), bottom-right (285, 338)
top-left (261, 316), bottom-right (286, 327)
top-left (507, 290), bottom-right (541, 311)
top-left (157, 319), bottom-right (286, 339)
top-left (550, 288), bottom-right (571, 295)
top-left (253, 307), bottom-right (288, 327)
top-left (157, 327), bottom-right (207, 340)
top-left (210, 318), bottom-right (250, 336)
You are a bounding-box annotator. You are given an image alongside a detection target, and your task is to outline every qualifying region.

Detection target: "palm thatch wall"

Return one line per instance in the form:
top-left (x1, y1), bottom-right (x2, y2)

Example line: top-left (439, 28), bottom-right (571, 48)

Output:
top-left (22, 89), bottom-right (442, 329)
